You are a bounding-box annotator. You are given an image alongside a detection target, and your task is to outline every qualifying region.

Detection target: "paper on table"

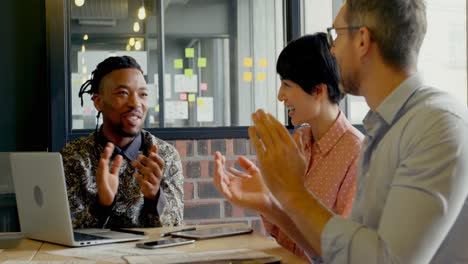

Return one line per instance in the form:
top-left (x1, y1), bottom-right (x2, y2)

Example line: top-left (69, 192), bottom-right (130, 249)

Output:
top-left (123, 248), bottom-right (280, 264)
top-left (47, 243), bottom-right (180, 264)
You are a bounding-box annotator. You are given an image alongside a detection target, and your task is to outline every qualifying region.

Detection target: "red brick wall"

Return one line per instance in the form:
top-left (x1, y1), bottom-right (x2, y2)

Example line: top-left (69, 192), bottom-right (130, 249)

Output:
top-left (170, 139), bottom-right (265, 234)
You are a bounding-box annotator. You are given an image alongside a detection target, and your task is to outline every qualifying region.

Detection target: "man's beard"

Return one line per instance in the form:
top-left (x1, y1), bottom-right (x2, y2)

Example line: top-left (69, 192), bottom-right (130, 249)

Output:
top-left (339, 68), bottom-right (361, 96)
top-left (112, 122), bottom-right (141, 138)
top-left (117, 128), bottom-right (140, 138)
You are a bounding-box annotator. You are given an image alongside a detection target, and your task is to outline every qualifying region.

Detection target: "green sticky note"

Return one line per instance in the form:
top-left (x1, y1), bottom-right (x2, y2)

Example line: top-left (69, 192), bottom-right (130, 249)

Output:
top-left (185, 48), bottom-right (194, 58)
top-left (184, 69), bottom-right (193, 78)
top-left (188, 94), bottom-right (196, 102)
top-left (198, 57), bottom-right (207, 68)
top-left (174, 59), bottom-right (183, 69)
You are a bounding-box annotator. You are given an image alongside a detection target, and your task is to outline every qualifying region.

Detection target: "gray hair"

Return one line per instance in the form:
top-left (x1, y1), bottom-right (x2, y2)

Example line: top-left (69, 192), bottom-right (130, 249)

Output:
top-left (345, 0), bottom-right (427, 68)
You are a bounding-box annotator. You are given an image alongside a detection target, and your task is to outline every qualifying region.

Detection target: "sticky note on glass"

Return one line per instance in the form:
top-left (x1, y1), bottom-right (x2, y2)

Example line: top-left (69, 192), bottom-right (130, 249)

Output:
top-left (184, 69), bottom-right (193, 78)
top-left (243, 57), bottom-right (253, 68)
top-left (200, 82), bottom-right (208, 91)
top-left (154, 105), bottom-right (160, 112)
top-left (243, 72), bottom-right (253, 82)
top-left (174, 59), bottom-right (183, 69)
top-left (198, 57), bottom-right (207, 68)
top-left (259, 58), bottom-right (267, 68)
top-left (188, 94), bottom-right (196, 102)
top-left (84, 107), bottom-right (92, 115)
top-left (179, 93), bottom-right (187, 101)
top-left (197, 98), bottom-right (205, 106)
top-left (257, 72), bottom-right (266, 81)
top-left (185, 48), bottom-right (194, 58)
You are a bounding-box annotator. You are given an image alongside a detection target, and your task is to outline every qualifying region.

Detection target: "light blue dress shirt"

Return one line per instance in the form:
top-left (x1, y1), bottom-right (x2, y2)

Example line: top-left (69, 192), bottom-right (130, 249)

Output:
top-left (320, 75), bottom-right (468, 263)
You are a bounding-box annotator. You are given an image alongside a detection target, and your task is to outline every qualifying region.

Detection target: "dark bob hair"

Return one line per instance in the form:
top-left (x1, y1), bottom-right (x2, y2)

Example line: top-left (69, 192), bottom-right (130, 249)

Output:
top-left (276, 32), bottom-right (344, 103)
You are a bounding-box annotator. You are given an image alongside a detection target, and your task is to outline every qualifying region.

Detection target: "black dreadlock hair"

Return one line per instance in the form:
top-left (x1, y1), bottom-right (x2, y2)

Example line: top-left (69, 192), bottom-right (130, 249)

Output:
top-left (78, 55), bottom-right (144, 107)
top-left (78, 55), bottom-right (144, 132)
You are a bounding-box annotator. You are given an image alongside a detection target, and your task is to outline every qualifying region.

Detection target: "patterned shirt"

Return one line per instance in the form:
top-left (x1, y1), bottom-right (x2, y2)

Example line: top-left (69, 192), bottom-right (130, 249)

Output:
top-left (60, 129), bottom-right (184, 228)
top-left (263, 111), bottom-right (364, 261)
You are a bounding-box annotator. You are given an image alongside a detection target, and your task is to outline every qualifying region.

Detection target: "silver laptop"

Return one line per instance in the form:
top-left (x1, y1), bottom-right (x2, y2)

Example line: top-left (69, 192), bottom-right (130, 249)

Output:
top-left (10, 152), bottom-right (147, 247)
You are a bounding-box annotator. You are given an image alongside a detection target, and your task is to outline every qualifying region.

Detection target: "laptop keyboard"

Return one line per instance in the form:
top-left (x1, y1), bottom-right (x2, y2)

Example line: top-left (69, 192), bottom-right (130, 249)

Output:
top-left (73, 232), bottom-right (110, 241)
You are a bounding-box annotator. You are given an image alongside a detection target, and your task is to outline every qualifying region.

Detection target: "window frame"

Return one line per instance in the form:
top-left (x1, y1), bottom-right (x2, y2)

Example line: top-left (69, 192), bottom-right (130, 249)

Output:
top-left (46, 0), bottom-right (308, 151)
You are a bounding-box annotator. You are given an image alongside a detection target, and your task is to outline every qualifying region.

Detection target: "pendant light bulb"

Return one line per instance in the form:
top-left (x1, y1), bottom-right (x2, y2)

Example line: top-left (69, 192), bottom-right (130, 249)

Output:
top-left (138, 6), bottom-right (146, 20)
top-left (75, 0), bottom-right (85, 7)
top-left (133, 22), bottom-right (140, 32)
top-left (135, 40), bottom-right (142, 51)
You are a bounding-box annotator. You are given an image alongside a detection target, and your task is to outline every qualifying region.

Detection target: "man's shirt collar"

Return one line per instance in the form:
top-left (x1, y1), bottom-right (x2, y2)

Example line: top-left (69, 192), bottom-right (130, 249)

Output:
top-left (96, 128), bottom-right (143, 161)
top-left (375, 74), bottom-right (424, 125)
top-left (363, 74), bottom-right (424, 138)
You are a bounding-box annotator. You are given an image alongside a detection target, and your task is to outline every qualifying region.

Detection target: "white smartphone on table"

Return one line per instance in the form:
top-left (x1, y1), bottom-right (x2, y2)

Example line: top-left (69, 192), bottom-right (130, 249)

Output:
top-left (135, 237), bottom-right (195, 249)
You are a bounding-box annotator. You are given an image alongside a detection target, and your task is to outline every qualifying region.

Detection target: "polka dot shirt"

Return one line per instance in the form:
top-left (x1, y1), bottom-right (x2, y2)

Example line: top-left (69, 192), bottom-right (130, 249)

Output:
top-left (263, 111), bottom-right (364, 261)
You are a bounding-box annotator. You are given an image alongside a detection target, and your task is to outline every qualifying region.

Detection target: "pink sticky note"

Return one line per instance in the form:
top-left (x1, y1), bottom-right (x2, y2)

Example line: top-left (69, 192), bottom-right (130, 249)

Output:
top-left (200, 83), bottom-right (208, 91)
top-left (84, 107), bottom-right (92, 115)
top-left (179, 93), bottom-right (188, 101)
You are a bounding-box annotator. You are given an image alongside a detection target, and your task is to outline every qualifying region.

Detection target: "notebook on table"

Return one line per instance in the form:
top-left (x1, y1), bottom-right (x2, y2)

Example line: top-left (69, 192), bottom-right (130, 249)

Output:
top-left (10, 152), bottom-right (147, 247)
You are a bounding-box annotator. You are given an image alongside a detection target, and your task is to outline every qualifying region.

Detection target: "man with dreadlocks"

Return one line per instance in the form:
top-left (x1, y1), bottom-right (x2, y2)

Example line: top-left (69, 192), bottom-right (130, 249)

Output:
top-left (61, 56), bottom-right (184, 228)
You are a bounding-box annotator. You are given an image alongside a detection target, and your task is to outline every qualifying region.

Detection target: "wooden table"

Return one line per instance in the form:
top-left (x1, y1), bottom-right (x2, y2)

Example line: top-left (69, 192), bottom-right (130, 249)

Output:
top-left (0, 223), bottom-right (306, 263)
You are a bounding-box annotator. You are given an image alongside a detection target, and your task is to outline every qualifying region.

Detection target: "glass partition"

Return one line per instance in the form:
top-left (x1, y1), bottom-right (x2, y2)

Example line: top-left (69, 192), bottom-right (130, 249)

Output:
top-left (346, 0), bottom-right (467, 124)
top-left (69, 0), bottom-right (285, 130)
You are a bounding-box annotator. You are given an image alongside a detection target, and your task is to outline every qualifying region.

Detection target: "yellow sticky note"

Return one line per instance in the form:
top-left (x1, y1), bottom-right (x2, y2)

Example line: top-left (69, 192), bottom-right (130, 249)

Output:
top-left (188, 94), bottom-right (196, 102)
top-left (185, 48), bottom-right (194, 58)
top-left (197, 98), bottom-right (205, 106)
top-left (243, 57), bottom-right (253, 68)
top-left (198, 57), bottom-right (207, 68)
top-left (257, 72), bottom-right (266, 82)
top-left (259, 58), bottom-right (267, 68)
top-left (174, 59), bottom-right (183, 69)
top-left (154, 105), bottom-right (160, 112)
top-left (243, 72), bottom-right (253, 82)
top-left (184, 69), bottom-right (193, 78)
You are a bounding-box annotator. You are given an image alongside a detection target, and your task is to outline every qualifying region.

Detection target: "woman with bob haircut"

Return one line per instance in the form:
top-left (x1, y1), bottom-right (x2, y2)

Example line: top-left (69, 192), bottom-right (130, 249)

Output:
top-left (214, 33), bottom-right (363, 261)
